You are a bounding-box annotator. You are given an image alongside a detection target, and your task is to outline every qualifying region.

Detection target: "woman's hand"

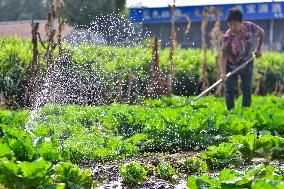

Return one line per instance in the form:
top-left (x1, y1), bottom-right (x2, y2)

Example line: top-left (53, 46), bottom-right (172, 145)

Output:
top-left (255, 49), bottom-right (262, 58)
top-left (221, 73), bottom-right (227, 82)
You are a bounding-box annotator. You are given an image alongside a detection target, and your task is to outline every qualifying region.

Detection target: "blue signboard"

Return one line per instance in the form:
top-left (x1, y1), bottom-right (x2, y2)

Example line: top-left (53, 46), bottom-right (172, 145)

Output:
top-left (129, 2), bottom-right (284, 23)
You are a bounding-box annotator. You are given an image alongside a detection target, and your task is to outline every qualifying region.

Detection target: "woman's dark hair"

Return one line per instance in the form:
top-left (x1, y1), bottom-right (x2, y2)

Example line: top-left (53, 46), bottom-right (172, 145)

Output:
top-left (227, 8), bottom-right (243, 23)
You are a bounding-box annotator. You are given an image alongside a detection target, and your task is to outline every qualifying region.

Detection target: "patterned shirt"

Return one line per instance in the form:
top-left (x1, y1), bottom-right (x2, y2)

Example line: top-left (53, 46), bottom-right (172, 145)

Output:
top-left (222, 21), bottom-right (262, 74)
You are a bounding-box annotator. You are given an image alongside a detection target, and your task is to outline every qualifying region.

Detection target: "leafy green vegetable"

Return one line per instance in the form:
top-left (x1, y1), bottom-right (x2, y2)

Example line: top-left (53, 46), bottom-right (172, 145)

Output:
top-left (230, 133), bottom-right (257, 161)
top-left (156, 161), bottom-right (177, 180)
top-left (201, 143), bottom-right (242, 169)
top-left (182, 157), bottom-right (207, 173)
top-left (0, 95), bottom-right (284, 188)
top-left (0, 158), bottom-right (52, 189)
top-left (188, 164), bottom-right (284, 189)
top-left (53, 162), bottom-right (94, 189)
top-left (120, 162), bottom-right (148, 185)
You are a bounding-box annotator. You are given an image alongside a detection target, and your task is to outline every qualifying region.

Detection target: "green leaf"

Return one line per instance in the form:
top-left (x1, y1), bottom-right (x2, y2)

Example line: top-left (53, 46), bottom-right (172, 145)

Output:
top-left (252, 179), bottom-right (284, 189)
top-left (255, 147), bottom-right (273, 158)
top-left (187, 176), bottom-right (198, 189)
top-left (0, 143), bottom-right (13, 157)
top-left (0, 158), bottom-right (20, 175)
top-left (259, 130), bottom-right (272, 137)
top-left (41, 183), bottom-right (66, 189)
top-left (199, 174), bottom-right (221, 188)
top-left (18, 158), bottom-right (51, 178)
top-left (243, 164), bottom-right (267, 180)
top-left (219, 169), bottom-right (239, 181)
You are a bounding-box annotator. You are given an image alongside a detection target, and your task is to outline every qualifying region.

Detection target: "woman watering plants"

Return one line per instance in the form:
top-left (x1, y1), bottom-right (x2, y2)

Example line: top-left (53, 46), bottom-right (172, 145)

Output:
top-left (221, 8), bottom-right (265, 110)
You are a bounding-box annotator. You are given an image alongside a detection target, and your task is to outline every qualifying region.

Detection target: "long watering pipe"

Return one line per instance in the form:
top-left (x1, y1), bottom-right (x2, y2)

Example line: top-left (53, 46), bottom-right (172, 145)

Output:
top-left (195, 55), bottom-right (255, 101)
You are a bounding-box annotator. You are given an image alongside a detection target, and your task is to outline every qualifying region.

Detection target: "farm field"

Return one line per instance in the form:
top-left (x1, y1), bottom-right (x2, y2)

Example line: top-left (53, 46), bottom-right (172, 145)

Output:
top-left (0, 95), bottom-right (284, 188)
top-left (1, 0), bottom-right (284, 189)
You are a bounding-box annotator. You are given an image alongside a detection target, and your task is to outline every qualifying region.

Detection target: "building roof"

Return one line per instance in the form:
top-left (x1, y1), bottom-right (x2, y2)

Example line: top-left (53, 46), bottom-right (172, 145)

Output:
top-left (127, 0), bottom-right (284, 8)
top-left (0, 20), bottom-right (73, 40)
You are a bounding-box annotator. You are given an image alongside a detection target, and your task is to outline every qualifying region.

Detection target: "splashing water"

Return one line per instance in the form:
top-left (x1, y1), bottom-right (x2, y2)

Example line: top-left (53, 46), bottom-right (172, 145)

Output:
top-left (25, 12), bottom-right (155, 142)
top-left (32, 13), bottom-right (151, 111)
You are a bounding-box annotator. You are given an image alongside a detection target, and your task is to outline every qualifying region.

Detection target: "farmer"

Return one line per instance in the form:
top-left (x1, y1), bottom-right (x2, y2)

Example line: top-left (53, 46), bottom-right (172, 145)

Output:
top-left (221, 8), bottom-right (265, 110)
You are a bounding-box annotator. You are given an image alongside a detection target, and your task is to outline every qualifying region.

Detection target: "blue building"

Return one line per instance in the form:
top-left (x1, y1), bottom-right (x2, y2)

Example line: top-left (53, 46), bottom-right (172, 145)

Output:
top-left (129, 1), bottom-right (284, 51)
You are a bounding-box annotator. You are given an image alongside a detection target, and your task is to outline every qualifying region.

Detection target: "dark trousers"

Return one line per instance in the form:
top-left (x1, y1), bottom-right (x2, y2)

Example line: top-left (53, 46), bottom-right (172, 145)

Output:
top-left (224, 72), bottom-right (252, 111)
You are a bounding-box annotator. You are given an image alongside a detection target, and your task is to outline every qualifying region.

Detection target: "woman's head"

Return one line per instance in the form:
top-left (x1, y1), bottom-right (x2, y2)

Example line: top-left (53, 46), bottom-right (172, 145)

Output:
top-left (227, 8), bottom-right (243, 34)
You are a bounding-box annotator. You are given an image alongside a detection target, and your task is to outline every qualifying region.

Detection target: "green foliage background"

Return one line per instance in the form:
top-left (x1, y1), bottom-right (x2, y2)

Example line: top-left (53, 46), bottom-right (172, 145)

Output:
top-left (0, 37), bottom-right (283, 107)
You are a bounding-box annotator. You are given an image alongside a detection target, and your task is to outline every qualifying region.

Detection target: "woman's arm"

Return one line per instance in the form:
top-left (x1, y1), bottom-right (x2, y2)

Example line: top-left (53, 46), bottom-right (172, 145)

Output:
top-left (220, 37), bottom-right (230, 81)
top-left (255, 28), bottom-right (265, 58)
top-left (249, 22), bottom-right (265, 58)
top-left (220, 54), bottom-right (228, 81)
